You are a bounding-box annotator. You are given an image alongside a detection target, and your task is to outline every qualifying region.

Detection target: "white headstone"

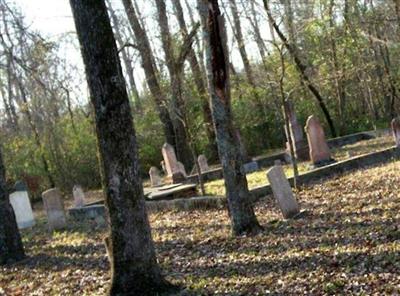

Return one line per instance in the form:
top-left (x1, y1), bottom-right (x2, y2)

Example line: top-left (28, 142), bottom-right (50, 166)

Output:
top-left (9, 189), bottom-right (35, 229)
top-left (197, 154), bottom-right (209, 173)
top-left (177, 161), bottom-right (187, 177)
top-left (267, 164), bottom-right (300, 219)
top-left (149, 166), bottom-right (163, 187)
top-left (42, 188), bottom-right (66, 231)
top-left (73, 185), bottom-right (85, 208)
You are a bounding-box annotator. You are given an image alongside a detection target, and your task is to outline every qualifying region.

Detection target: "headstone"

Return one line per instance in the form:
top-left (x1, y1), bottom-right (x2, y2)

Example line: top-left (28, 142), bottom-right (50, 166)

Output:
top-left (160, 161), bottom-right (167, 175)
top-left (9, 181), bottom-right (35, 229)
top-left (267, 164), bottom-right (300, 219)
top-left (305, 115), bottom-right (333, 166)
top-left (197, 154), bottom-right (210, 173)
top-left (391, 118), bottom-right (400, 148)
top-left (177, 161), bottom-right (187, 177)
top-left (73, 185), bottom-right (85, 208)
top-left (274, 160), bottom-right (282, 166)
top-left (284, 99), bottom-right (309, 161)
top-left (149, 166), bottom-right (163, 187)
top-left (161, 143), bottom-right (186, 184)
top-left (42, 188), bottom-right (66, 231)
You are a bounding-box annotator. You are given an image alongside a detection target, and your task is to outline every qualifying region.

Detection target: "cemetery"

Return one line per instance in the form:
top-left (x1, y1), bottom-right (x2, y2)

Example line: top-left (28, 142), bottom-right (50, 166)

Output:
top-left (1, 0), bottom-right (400, 295)
top-left (2, 122), bottom-right (400, 295)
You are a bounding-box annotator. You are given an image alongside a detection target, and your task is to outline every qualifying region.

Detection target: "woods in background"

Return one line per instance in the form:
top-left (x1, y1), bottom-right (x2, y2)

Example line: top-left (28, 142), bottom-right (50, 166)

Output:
top-left (1, 0), bottom-right (399, 194)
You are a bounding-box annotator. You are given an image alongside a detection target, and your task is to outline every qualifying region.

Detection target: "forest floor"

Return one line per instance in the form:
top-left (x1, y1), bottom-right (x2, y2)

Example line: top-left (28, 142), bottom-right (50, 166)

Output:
top-left (1, 156), bottom-right (400, 295)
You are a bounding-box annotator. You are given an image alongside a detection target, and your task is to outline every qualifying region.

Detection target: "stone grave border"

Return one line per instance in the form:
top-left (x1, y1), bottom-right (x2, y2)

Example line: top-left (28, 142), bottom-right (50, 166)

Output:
top-left (68, 129), bottom-right (393, 223)
top-left (185, 129), bottom-right (383, 184)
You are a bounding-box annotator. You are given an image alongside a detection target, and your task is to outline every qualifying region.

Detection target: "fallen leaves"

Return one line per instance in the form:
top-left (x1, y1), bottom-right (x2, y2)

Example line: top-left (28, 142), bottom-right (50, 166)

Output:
top-left (1, 159), bottom-right (400, 295)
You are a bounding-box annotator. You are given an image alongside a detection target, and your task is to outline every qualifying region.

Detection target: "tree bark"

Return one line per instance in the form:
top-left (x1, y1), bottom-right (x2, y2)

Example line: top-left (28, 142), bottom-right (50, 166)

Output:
top-left (200, 0), bottom-right (262, 236)
top-left (0, 145), bottom-right (25, 265)
top-left (107, 1), bottom-right (142, 113)
top-left (121, 0), bottom-right (176, 148)
top-left (263, 0), bottom-right (337, 137)
top-left (69, 1), bottom-right (177, 294)
top-left (328, 0), bottom-right (346, 133)
top-left (171, 0), bottom-right (219, 162)
top-left (154, 0), bottom-right (194, 170)
top-left (228, 0), bottom-right (255, 86)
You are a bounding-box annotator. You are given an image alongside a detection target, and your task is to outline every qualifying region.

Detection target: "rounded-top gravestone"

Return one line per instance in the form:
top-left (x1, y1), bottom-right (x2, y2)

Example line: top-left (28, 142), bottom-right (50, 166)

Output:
top-left (149, 167), bottom-right (163, 187)
top-left (73, 185), bottom-right (86, 208)
top-left (305, 115), bottom-right (333, 166)
top-left (42, 188), bottom-right (67, 231)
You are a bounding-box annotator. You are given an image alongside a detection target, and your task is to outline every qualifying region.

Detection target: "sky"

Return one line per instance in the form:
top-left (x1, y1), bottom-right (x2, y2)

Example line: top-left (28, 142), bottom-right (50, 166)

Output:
top-left (14, 0), bottom-right (75, 38)
top-left (11, 0), bottom-right (269, 98)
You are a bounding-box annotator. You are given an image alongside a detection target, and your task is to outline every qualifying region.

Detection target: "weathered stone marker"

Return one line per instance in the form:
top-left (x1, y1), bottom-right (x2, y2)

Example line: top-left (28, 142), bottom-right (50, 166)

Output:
top-left (391, 118), bottom-right (400, 148)
top-left (73, 185), bottom-right (85, 208)
top-left (284, 99), bottom-right (309, 161)
top-left (305, 115), bottom-right (333, 166)
top-left (149, 166), bottom-right (163, 187)
top-left (42, 188), bottom-right (66, 231)
top-left (9, 181), bottom-right (35, 229)
top-left (161, 143), bottom-right (186, 184)
top-left (197, 154), bottom-right (210, 172)
top-left (267, 164), bottom-right (300, 219)
top-left (177, 161), bottom-right (187, 177)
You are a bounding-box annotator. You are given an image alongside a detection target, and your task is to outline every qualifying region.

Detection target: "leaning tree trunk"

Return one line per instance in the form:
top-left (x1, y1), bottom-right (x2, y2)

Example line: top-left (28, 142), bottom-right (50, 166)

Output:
top-left (120, 0), bottom-right (176, 148)
top-left (107, 0), bottom-right (142, 113)
top-left (201, 0), bottom-right (262, 236)
top-left (0, 146), bottom-right (25, 265)
top-left (264, 0), bottom-right (337, 137)
top-left (69, 1), bottom-right (176, 294)
top-left (172, 0), bottom-right (219, 162)
top-left (154, 0), bottom-right (193, 170)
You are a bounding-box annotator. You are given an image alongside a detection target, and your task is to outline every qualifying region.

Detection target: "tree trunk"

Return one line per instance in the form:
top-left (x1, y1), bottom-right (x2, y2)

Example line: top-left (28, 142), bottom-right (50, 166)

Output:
top-left (0, 146), bottom-right (25, 265)
top-left (200, 0), bottom-right (262, 236)
top-left (172, 0), bottom-right (219, 162)
top-left (69, 1), bottom-right (177, 294)
top-left (328, 0), bottom-right (346, 134)
top-left (263, 0), bottom-right (337, 137)
top-left (15, 78), bottom-right (55, 188)
top-left (240, 0), bottom-right (268, 69)
top-left (121, 0), bottom-right (176, 148)
top-left (154, 0), bottom-right (193, 170)
top-left (228, 0), bottom-right (255, 85)
top-left (107, 1), bottom-right (142, 113)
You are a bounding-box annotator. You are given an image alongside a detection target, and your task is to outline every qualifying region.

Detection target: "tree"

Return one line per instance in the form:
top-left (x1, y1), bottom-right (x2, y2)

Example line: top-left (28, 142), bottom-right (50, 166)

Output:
top-left (106, 0), bottom-right (142, 113)
top-left (154, 0), bottom-right (194, 170)
top-left (69, 0), bottom-right (177, 294)
top-left (0, 145), bottom-right (25, 265)
top-left (263, 0), bottom-right (337, 137)
top-left (200, 0), bottom-right (262, 236)
top-left (120, 0), bottom-right (177, 150)
top-left (171, 0), bottom-right (219, 162)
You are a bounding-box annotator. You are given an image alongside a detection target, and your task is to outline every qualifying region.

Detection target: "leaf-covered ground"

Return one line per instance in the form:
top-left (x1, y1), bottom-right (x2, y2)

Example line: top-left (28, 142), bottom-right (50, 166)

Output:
top-left (1, 159), bottom-right (400, 295)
